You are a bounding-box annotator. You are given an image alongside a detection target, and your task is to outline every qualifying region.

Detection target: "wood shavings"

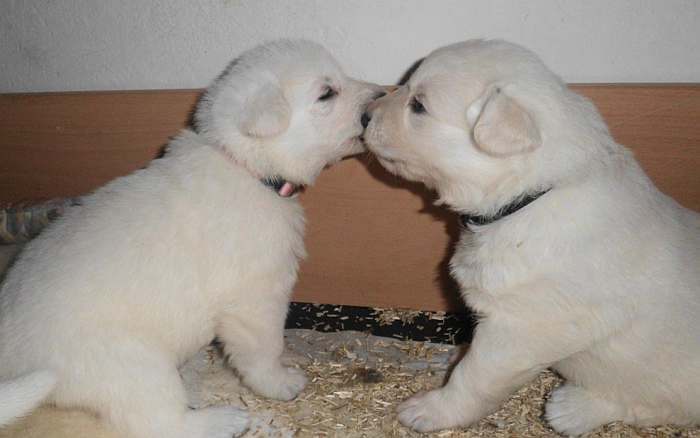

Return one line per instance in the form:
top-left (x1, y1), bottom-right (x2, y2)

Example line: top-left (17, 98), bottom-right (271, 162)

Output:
top-left (285, 303), bottom-right (475, 345)
top-left (186, 330), bottom-right (699, 437)
top-left (373, 308), bottom-right (424, 326)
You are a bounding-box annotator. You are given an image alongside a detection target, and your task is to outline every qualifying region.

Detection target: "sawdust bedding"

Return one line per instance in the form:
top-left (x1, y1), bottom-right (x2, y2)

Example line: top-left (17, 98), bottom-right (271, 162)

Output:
top-left (2, 328), bottom-right (698, 438)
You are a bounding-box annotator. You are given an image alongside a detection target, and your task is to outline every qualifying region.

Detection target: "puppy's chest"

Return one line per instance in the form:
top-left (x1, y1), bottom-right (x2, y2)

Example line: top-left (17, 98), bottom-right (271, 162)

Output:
top-left (228, 201), bottom-right (305, 262)
top-left (451, 231), bottom-right (537, 303)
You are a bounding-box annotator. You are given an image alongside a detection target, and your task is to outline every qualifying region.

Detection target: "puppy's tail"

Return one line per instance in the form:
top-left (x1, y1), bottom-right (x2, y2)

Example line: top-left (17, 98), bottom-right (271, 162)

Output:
top-left (0, 370), bottom-right (56, 427)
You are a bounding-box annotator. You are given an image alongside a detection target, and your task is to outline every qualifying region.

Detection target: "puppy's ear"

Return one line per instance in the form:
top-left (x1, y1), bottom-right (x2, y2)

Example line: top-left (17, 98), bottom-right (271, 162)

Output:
top-left (467, 87), bottom-right (541, 157)
top-left (239, 85), bottom-right (291, 138)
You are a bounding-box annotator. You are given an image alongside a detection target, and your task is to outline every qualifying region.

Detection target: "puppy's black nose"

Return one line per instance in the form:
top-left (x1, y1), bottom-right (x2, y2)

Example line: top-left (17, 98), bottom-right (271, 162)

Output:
top-left (361, 112), bottom-right (371, 129)
top-left (372, 91), bottom-right (387, 100)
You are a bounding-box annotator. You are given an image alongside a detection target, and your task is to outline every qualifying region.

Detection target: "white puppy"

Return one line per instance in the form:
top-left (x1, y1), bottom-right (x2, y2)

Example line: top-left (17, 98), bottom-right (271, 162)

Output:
top-left (0, 39), bottom-right (381, 438)
top-left (364, 39), bottom-right (700, 435)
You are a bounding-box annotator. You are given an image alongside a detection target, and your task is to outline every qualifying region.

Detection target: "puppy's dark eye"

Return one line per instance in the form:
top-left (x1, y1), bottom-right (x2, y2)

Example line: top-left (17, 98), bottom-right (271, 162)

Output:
top-left (318, 87), bottom-right (338, 102)
top-left (409, 96), bottom-right (426, 114)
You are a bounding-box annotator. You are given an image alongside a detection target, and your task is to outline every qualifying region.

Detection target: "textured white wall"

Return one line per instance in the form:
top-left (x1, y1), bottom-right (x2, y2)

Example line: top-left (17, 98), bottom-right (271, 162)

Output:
top-left (1, 0), bottom-right (698, 92)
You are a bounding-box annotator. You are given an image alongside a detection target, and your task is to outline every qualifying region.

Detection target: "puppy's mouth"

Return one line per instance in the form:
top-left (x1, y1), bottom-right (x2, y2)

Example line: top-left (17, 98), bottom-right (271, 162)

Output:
top-left (342, 135), bottom-right (368, 157)
top-left (361, 137), bottom-right (400, 165)
top-left (320, 136), bottom-right (366, 171)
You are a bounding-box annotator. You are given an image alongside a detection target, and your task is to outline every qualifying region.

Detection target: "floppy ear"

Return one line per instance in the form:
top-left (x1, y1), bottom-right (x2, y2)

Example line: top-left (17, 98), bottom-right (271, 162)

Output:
top-left (468, 87), bottom-right (541, 157)
top-left (239, 84), bottom-right (291, 138)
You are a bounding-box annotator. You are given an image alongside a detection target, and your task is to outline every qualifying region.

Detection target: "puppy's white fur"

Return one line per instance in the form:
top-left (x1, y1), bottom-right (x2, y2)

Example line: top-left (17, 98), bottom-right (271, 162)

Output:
top-left (0, 39), bottom-right (380, 438)
top-left (365, 39), bottom-right (700, 435)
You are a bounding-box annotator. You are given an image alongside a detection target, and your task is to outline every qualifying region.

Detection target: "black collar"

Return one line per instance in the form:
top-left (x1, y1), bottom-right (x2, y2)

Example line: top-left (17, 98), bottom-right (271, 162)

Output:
top-left (460, 189), bottom-right (550, 228)
top-left (261, 177), bottom-right (300, 198)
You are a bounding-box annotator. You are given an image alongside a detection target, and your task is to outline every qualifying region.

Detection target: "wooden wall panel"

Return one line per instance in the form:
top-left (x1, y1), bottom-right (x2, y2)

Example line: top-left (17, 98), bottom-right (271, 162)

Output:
top-left (576, 85), bottom-right (700, 212)
top-left (1, 85), bottom-right (698, 311)
top-left (0, 90), bottom-right (199, 204)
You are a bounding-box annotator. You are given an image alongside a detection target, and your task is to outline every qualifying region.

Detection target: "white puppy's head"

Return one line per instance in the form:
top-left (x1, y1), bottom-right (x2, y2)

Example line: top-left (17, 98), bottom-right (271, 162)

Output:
top-left (364, 39), bottom-right (614, 215)
top-left (196, 39), bottom-right (383, 186)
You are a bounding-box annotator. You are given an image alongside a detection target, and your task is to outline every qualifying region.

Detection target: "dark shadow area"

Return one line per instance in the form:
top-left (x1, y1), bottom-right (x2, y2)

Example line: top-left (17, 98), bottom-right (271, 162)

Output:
top-left (0, 244), bottom-right (24, 286)
top-left (286, 302), bottom-right (476, 345)
top-left (155, 91), bottom-right (203, 160)
top-left (154, 144), bottom-right (169, 160)
top-left (397, 58), bottom-right (425, 85)
top-left (442, 343), bottom-right (471, 385)
top-left (185, 91), bottom-right (201, 129)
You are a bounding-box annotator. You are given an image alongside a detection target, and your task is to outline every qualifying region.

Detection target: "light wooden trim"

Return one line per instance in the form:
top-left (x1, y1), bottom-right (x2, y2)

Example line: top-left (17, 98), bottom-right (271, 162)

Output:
top-left (1, 85), bottom-right (698, 311)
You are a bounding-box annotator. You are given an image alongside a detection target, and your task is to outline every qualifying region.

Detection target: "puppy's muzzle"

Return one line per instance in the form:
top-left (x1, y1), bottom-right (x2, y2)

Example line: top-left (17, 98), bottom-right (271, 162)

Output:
top-left (361, 86), bottom-right (396, 129)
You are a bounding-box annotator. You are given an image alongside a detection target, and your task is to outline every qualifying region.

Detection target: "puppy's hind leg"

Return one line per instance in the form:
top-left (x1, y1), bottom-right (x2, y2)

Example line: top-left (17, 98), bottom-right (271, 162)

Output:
top-left (545, 384), bottom-right (625, 436)
top-left (75, 339), bottom-right (248, 438)
top-left (217, 293), bottom-right (307, 401)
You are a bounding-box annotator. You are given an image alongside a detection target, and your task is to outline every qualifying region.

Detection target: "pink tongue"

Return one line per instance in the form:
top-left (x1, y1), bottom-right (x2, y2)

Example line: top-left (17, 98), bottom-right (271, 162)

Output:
top-left (278, 182), bottom-right (296, 197)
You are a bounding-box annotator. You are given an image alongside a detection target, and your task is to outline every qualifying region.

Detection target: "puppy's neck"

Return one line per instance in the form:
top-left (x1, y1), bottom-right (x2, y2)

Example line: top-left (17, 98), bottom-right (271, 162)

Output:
top-left (459, 189), bottom-right (550, 229)
top-left (211, 143), bottom-right (300, 198)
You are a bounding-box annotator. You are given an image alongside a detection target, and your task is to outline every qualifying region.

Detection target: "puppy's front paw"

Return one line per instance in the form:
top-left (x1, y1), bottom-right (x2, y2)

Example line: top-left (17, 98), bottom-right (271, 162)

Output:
top-left (246, 366), bottom-right (307, 401)
top-left (397, 389), bottom-right (460, 433)
top-left (546, 384), bottom-right (621, 436)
